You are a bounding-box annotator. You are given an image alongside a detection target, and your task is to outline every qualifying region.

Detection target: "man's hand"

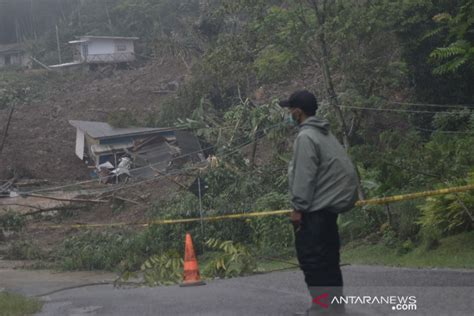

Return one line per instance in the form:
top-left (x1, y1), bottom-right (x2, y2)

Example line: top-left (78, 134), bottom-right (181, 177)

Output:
top-left (290, 210), bottom-right (303, 227)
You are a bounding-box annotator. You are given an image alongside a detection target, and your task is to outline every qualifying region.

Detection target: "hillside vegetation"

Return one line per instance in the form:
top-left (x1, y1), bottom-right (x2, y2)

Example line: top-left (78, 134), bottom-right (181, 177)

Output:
top-left (0, 0), bottom-right (472, 276)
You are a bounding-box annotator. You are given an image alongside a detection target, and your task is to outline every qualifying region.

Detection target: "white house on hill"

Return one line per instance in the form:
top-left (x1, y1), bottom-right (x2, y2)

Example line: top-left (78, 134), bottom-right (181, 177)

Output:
top-left (70, 36), bottom-right (138, 64)
top-left (50, 36), bottom-right (138, 68)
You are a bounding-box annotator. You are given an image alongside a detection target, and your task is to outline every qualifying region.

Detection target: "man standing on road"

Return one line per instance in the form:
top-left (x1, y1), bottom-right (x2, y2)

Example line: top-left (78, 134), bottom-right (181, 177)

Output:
top-left (280, 90), bottom-right (359, 315)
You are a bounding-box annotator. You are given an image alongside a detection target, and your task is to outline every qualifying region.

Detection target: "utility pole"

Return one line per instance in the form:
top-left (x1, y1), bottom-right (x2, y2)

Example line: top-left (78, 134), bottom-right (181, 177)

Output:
top-left (55, 24), bottom-right (62, 64)
top-left (104, 0), bottom-right (113, 30)
top-left (30, 0), bottom-right (37, 41)
top-left (197, 176), bottom-right (205, 240)
top-left (309, 0), bottom-right (366, 200)
top-left (15, 19), bottom-right (20, 43)
top-left (0, 103), bottom-right (16, 157)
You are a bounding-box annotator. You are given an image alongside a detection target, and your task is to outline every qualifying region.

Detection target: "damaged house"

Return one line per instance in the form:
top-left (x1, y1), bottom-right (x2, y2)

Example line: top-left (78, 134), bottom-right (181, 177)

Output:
top-left (0, 43), bottom-right (32, 69)
top-left (69, 120), bottom-right (205, 180)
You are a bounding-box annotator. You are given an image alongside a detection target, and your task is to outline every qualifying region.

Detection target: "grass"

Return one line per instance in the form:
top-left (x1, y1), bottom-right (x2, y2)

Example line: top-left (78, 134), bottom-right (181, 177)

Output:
top-left (0, 292), bottom-right (42, 316)
top-left (341, 231), bottom-right (474, 269)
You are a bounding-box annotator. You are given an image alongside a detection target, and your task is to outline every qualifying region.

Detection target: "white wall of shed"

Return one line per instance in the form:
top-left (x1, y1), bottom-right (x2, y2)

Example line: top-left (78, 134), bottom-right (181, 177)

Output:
top-left (114, 39), bottom-right (134, 53)
top-left (75, 129), bottom-right (85, 160)
top-left (87, 39), bottom-right (115, 55)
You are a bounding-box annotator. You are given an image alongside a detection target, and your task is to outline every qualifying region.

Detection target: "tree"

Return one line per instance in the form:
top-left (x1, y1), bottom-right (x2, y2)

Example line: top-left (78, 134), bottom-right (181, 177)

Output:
top-left (429, 0), bottom-right (474, 74)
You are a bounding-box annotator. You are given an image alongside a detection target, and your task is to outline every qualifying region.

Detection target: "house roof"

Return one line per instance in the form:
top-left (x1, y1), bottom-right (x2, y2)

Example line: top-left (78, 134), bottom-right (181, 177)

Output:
top-left (0, 43), bottom-right (25, 54)
top-left (69, 120), bottom-right (174, 140)
top-left (73, 36), bottom-right (139, 42)
top-left (91, 142), bottom-right (134, 155)
top-left (68, 40), bottom-right (89, 44)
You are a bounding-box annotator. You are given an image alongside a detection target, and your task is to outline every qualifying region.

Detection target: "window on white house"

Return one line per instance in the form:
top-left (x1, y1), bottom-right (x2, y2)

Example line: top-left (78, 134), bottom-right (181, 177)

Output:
top-left (116, 44), bottom-right (127, 51)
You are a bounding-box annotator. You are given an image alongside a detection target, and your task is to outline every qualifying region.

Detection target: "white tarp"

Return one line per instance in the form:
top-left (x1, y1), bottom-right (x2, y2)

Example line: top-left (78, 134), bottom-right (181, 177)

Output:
top-left (75, 129), bottom-right (85, 160)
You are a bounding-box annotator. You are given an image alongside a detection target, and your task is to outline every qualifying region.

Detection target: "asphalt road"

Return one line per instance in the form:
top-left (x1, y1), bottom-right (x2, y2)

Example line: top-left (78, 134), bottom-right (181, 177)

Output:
top-left (1, 265), bottom-right (473, 316)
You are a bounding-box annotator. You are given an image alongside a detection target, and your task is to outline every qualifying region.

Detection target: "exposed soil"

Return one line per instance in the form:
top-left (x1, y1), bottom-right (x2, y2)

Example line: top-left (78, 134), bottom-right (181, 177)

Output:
top-left (0, 59), bottom-right (188, 181)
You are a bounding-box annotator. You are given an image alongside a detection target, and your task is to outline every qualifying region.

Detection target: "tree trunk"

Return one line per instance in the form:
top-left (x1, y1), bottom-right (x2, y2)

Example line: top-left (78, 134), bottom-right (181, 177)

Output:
top-left (0, 103), bottom-right (16, 157)
top-left (250, 125), bottom-right (259, 169)
top-left (310, 0), bottom-right (366, 200)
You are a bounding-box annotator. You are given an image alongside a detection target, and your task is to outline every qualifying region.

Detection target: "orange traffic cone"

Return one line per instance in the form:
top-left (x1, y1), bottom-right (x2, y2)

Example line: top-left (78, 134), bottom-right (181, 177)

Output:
top-left (180, 233), bottom-right (206, 287)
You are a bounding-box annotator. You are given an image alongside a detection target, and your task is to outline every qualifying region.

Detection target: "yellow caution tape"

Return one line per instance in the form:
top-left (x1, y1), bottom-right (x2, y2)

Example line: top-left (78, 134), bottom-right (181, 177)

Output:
top-left (41, 210), bottom-right (291, 229)
top-left (35, 184), bottom-right (474, 230)
top-left (355, 184), bottom-right (474, 206)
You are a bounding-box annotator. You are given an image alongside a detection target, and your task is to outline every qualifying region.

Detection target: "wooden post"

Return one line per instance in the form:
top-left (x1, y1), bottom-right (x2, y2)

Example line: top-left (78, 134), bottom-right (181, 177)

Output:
top-left (309, 0), bottom-right (365, 200)
top-left (114, 152), bottom-right (118, 184)
top-left (385, 204), bottom-right (393, 227)
top-left (55, 24), bottom-right (62, 64)
top-left (0, 103), bottom-right (16, 156)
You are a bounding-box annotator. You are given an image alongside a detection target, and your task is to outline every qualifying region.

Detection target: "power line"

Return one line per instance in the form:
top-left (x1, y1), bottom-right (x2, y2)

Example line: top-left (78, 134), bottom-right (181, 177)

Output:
top-left (386, 101), bottom-right (474, 109)
top-left (0, 123), bottom-right (285, 197)
top-left (414, 127), bottom-right (474, 135)
top-left (73, 126), bottom-right (277, 197)
top-left (4, 124), bottom-right (273, 196)
top-left (340, 105), bottom-right (473, 114)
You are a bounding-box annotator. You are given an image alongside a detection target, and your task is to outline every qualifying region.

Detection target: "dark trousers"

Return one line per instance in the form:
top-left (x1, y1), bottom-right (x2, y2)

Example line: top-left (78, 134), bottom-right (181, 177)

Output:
top-left (294, 210), bottom-right (343, 287)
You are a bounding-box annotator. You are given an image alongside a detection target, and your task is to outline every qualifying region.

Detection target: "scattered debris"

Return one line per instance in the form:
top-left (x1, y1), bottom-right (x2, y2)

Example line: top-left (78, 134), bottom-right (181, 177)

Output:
top-left (69, 120), bottom-right (206, 182)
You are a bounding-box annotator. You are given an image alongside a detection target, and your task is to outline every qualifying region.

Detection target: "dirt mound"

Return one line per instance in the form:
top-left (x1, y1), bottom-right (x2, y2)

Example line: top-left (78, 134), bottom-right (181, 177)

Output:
top-left (0, 59), bottom-right (189, 182)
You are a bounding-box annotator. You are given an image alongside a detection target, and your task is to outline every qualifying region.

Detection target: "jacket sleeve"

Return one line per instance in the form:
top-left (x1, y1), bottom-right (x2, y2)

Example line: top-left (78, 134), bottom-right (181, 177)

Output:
top-left (290, 133), bottom-right (320, 212)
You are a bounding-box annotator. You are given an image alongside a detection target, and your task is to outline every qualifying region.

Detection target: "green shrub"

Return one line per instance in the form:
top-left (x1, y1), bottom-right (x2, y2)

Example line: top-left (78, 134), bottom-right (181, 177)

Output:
top-left (57, 230), bottom-right (142, 271)
top-left (391, 201), bottom-right (421, 241)
top-left (4, 240), bottom-right (45, 260)
top-left (0, 291), bottom-right (43, 316)
top-left (203, 238), bottom-right (257, 278)
top-left (382, 228), bottom-right (399, 249)
top-left (418, 180), bottom-right (473, 236)
top-left (0, 211), bottom-right (25, 232)
top-left (397, 239), bottom-right (415, 255)
top-left (254, 46), bottom-right (298, 83)
top-left (419, 225), bottom-right (443, 251)
top-left (139, 251), bottom-right (183, 286)
top-left (254, 192), bottom-right (289, 211)
top-left (339, 207), bottom-right (382, 244)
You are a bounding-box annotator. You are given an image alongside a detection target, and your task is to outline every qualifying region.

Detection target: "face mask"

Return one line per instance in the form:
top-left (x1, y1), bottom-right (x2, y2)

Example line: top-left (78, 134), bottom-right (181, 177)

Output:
top-left (286, 113), bottom-right (298, 126)
top-left (286, 109), bottom-right (300, 126)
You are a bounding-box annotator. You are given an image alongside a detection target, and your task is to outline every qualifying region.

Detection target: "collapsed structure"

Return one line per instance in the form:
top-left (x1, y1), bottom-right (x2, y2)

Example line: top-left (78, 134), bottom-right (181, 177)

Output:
top-left (69, 120), bottom-right (205, 181)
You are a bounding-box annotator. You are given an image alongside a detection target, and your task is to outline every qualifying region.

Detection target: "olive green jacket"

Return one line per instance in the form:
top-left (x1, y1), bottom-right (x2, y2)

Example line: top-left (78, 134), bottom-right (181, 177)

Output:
top-left (288, 116), bottom-right (359, 213)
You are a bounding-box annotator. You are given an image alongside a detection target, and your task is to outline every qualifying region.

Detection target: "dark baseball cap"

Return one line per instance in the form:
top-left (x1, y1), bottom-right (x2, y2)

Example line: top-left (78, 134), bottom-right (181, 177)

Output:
top-left (279, 90), bottom-right (318, 115)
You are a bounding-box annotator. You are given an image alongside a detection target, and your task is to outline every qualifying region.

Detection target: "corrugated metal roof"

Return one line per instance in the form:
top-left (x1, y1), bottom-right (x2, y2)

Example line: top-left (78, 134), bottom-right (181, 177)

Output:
top-left (0, 43), bottom-right (25, 54)
top-left (68, 40), bottom-right (89, 44)
top-left (78, 36), bottom-right (139, 41)
top-left (91, 142), bottom-right (134, 154)
top-left (69, 120), bottom-right (174, 140)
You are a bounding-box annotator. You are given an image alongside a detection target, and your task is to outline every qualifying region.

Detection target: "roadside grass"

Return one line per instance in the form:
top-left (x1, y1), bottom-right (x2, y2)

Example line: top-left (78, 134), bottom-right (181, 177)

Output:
top-left (0, 292), bottom-right (42, 316)
top-left (341, 231), bottom-right (474, 269)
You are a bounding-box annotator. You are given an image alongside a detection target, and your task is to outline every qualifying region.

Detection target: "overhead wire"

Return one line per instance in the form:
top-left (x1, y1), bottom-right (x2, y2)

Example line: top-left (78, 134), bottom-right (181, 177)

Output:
top-left (0, 122), bottom-right (286, 197)
top-left (414, 127), bottom-right (474, 135)
top-left (4, 125), bottom-right (247, 195)
top-left (3, 103), bottom-right (471, 196)
top-left (384, 101), bottom-right (474, 109)
top-left (340, 105), bottom-right (473, 114)
top-left (74, 123), bottom-right (283, 196)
